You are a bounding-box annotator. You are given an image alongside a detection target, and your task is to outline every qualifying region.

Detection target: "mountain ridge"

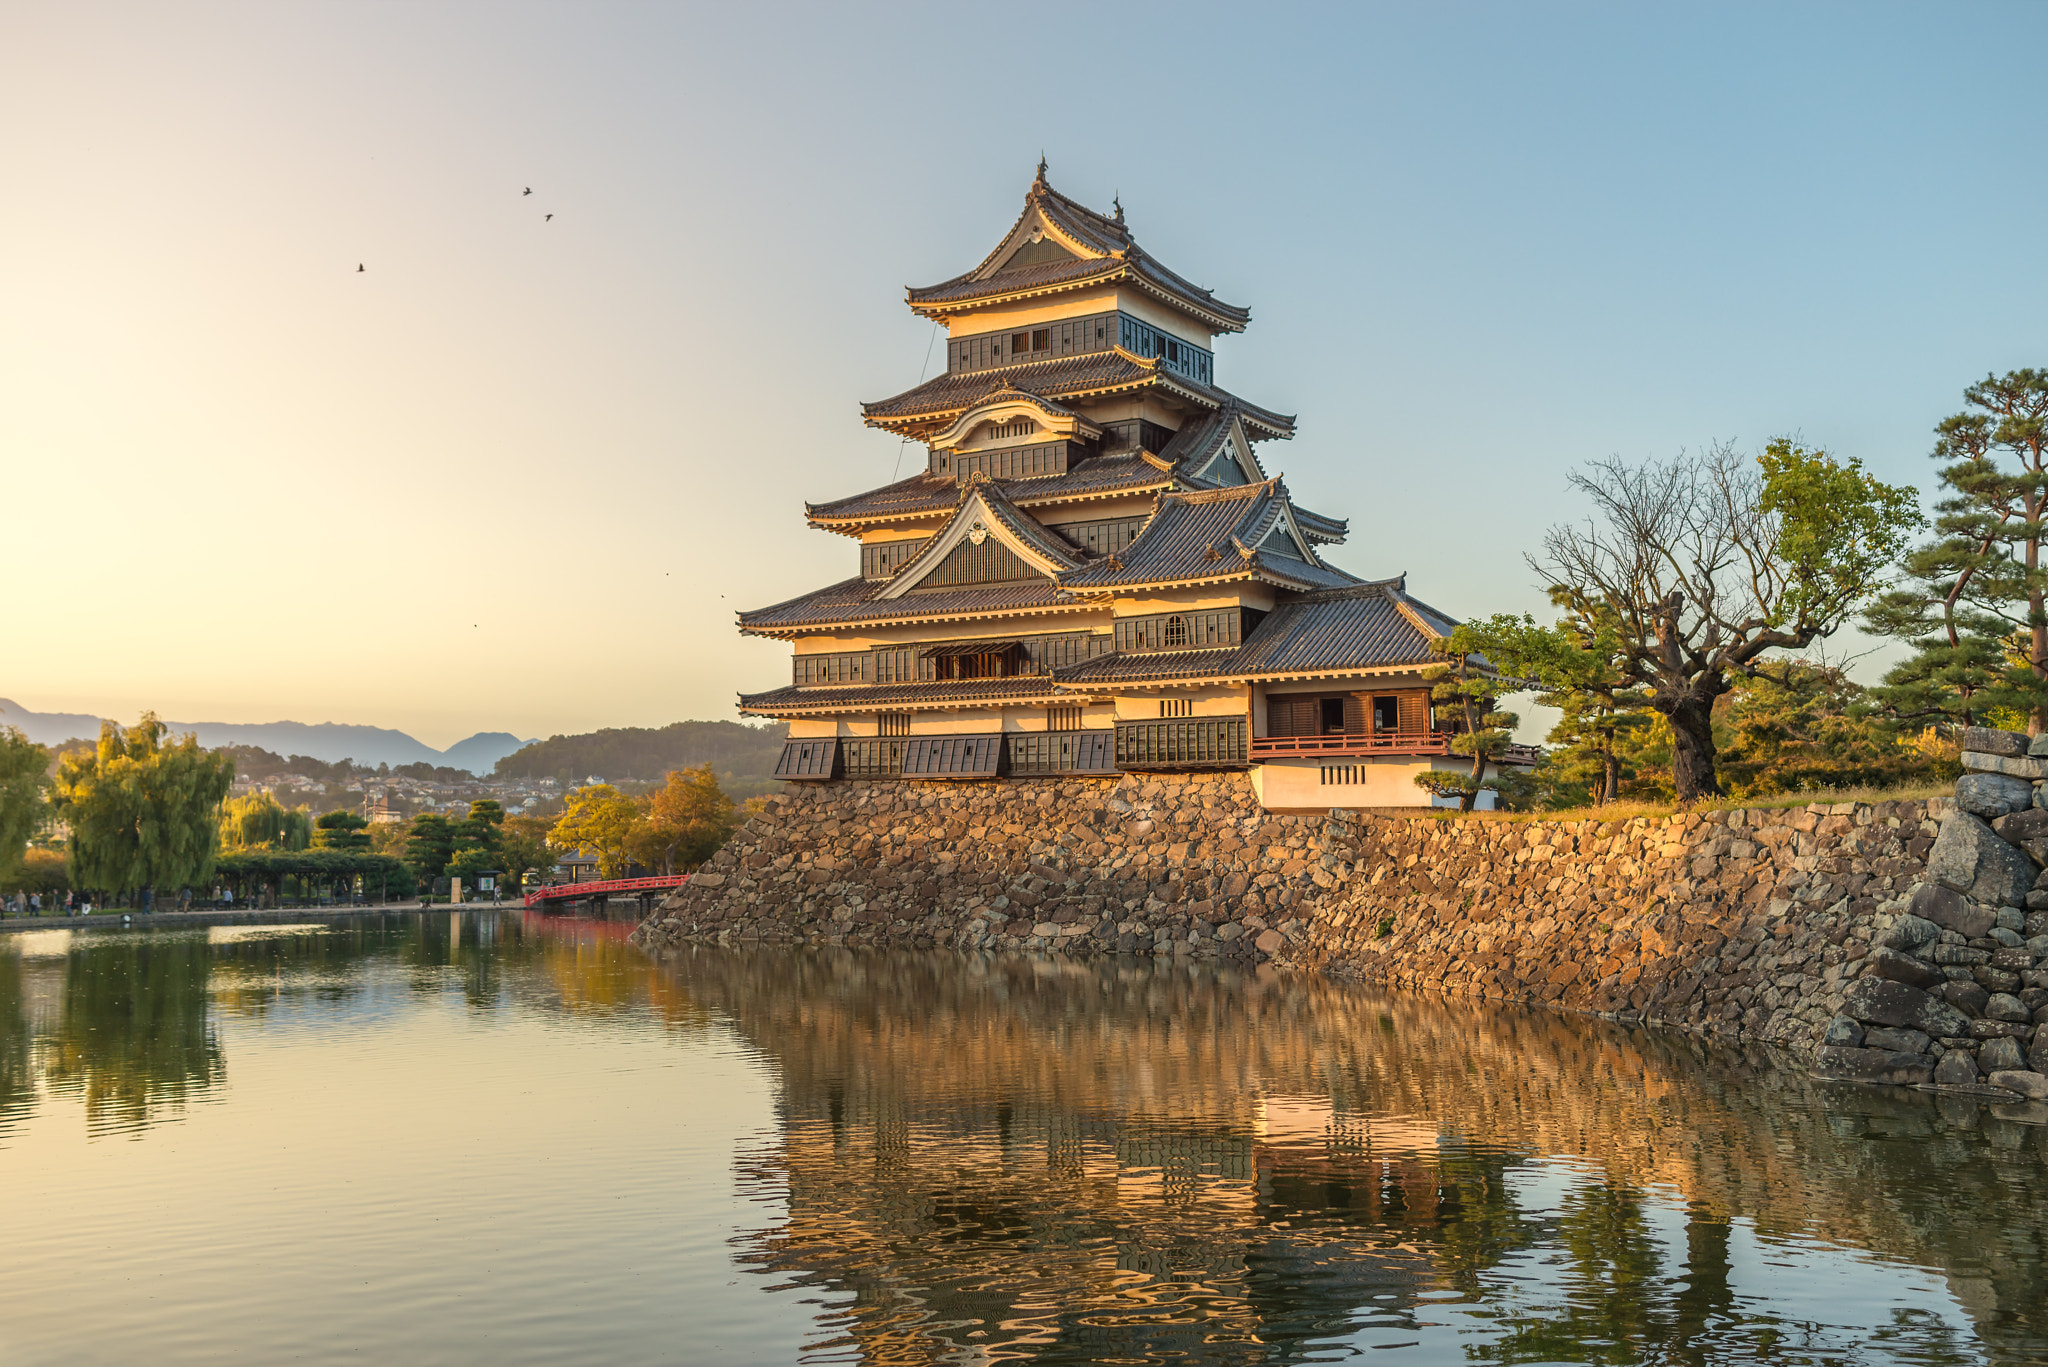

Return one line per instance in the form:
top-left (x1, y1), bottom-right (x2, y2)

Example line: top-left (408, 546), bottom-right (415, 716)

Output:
top-left (0, 698), bottom-right (536, 773)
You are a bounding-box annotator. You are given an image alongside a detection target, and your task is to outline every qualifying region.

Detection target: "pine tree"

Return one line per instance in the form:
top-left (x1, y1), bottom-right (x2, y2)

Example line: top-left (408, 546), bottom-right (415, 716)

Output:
top-left (1411, 625), bottom-right (1520, 813)
top-left (1867, 369), bottom-right (2048, 731)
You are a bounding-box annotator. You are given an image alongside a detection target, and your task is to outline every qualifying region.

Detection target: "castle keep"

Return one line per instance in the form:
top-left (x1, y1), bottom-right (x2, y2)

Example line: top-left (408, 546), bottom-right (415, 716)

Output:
top-left (741, 165), bottom-right (1528, 810)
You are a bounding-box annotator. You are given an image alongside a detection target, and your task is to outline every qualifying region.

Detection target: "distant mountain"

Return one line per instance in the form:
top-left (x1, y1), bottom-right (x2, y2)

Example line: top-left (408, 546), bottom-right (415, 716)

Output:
top-left (0, 698), bottom-right (536, 774)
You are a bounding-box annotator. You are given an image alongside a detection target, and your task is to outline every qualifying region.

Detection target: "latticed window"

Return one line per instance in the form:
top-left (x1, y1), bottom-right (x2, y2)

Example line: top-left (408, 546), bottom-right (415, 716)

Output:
top-left (878, 713), bottom-right (911, 737)
top-left (1047, 706), bottom-right (1082, 732)
top-left (1158, 698), bottom-right (1193, 718)
top-left (1162, 615), bottom-right (1187, 648)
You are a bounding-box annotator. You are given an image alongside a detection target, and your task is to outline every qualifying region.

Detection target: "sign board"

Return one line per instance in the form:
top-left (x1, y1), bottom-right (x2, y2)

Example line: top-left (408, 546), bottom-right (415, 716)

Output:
top-left (449, 877), bottom-right (462, 904)
top-left (478, 876), bottom-right (495, 892)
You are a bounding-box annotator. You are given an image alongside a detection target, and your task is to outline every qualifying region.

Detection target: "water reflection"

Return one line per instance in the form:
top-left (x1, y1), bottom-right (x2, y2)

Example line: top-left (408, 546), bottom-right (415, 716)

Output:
top-left (659, 950), bottom-right (2045, 1365)
top-left (0, 910), bottom-right (695, 1143)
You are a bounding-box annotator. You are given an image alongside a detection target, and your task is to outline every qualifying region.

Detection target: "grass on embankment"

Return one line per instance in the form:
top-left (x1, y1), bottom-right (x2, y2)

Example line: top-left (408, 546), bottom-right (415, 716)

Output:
top-left (1338, 782), bottom-right (1952, 826)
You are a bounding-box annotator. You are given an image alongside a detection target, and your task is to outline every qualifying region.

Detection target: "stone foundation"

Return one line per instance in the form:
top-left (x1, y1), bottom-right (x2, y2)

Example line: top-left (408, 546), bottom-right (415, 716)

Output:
top-left (632, 770), bottom-right (1947, 1058)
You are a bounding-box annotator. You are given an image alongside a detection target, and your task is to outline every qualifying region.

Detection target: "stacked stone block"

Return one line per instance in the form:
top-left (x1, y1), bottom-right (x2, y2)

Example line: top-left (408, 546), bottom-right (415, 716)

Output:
top-left (1817, 726), bottom-right (2048, 1099)
top-left (634, 773), bottom-right (1938, 1058)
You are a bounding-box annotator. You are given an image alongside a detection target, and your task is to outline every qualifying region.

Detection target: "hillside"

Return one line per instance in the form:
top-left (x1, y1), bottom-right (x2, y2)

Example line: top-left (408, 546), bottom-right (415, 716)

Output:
top-left (495, 721), bottom-right (790, 798)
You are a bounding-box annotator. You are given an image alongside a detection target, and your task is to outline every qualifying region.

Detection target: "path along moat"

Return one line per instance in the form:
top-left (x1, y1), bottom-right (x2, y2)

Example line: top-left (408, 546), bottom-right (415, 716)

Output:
top-left (0, 912), bottom-right (2041, 1365)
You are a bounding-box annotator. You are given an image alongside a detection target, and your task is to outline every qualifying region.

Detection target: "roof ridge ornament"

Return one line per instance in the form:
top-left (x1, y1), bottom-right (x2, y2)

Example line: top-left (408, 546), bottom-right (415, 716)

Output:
top-left (1113, 192), bottom-right (1123, 224)
top-left (1035, 154), bottom-right (1048, 188)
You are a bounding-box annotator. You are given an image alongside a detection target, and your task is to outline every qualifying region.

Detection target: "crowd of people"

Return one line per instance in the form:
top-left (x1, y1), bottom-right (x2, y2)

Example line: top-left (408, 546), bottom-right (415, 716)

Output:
top-left (1, 891), bottom-right (91, 917)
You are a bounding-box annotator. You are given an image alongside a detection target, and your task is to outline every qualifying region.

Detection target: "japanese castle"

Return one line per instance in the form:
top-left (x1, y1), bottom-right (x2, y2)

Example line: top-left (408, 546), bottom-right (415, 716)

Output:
top-left (742, 165), bottom-right (1515, 809)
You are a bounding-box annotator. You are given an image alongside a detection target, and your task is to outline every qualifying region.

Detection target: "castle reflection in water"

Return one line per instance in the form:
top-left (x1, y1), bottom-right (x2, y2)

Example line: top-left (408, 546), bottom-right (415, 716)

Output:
top-left (2, 920), bottom-right (2043, 1363)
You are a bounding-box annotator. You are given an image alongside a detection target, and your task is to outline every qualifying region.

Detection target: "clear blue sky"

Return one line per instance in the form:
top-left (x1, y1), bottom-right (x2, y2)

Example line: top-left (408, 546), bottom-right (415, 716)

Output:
top-left (5, 2), bottom-right (2043, 746)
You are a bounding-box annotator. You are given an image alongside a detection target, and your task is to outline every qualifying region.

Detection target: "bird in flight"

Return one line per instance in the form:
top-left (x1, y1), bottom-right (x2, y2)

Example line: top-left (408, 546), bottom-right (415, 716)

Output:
top-left (523, 187), bottom-right (532, 195)
top-left (357, 264), bottom-right (365, 272)
top-left (545, 214), bottom-right (553, 221)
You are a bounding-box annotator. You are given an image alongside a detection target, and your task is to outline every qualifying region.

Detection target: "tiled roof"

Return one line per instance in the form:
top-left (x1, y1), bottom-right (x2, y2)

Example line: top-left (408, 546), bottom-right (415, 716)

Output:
top-left (1290, 505), bottom-right (1348, 544)
top-left (1055, 480), bottom-right (1356, 594)
top-left (904, 171), bottom-right (1251, 331)
top-left (860, 349), bottom-right (1294, 440)
top-left (1049, 579), bottom-right (1460, 685)
top-left (876, 479), bottom-right (1084, 595)
top-left (806, 454), bottom-right (1172, 529)
top-left (735, 575), bottom-right (1087, 636)
top-left (738, 677), bottom-right (1073, 715)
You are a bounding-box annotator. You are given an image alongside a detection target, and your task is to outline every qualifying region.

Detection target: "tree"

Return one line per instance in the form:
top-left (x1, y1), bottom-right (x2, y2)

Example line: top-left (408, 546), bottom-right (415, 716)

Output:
top-left (634, 766), bottom-right (738, 874)
top-left (1410, 626), bottom-right (1520, 813)
top-left (0, 728), bottom-right (51, 885)
top-left (53, 714), bottom-right (235, 899)
top-left (404, 813), bottom-right (458, 883)
top-left (1535, 440), bottom-right (1919, 802)
top-left (218, 793), bottom-right (313, 851)
top-left (1462, 610), bottom-right (1655, 807)
top-left (494, 814), bottom-right (555, 893)
top-left (1867, 369), bottom-right (2048, 731)
top-left (312, 810), bottom-right (372, 852)
top-left (547, 784), bottom-right (644, 879)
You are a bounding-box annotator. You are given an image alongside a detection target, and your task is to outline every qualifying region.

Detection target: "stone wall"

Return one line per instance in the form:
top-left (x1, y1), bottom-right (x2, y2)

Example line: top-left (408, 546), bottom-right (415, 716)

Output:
top-left (1815, 725), bottom-right (2048, 1100)
top-left (632, 770), bottom-right (1949, 1059)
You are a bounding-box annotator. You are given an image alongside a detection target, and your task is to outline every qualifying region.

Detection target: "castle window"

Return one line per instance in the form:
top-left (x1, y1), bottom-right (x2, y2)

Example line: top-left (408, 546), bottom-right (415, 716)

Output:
top-left (1011, 332), bottom-right (1029, 354)
top-left (878, 713), bottom-right (911, 737)
top-left (1158, 698), bottom-right (1192, 718)
top-left (1162, 615), bottom-right (1187, 648)
top-left (1031, 328), bottom-right (1049, 351)
top-left (1047, 706), bottom-right (1082, 732)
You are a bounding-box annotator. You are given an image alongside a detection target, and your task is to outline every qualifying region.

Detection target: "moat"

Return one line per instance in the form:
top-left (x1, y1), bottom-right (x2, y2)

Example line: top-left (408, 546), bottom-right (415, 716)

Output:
top-left (1, 914), bottom-right (2042, 1364)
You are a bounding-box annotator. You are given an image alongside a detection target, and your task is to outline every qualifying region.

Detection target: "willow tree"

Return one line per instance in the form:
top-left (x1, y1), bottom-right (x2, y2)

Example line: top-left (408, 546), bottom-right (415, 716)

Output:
top-left (1534, 441), bottom-right (1918, 803)
top-left (54, 714), bottom-right (235, 900)
top-left (219, 792), bottom-right (311, 851)
top-left (0, 727), bottom-right (50, 884)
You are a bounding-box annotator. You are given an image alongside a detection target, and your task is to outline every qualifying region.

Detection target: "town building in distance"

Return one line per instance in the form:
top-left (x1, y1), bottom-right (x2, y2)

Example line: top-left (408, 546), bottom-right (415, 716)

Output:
top-left (739, 165), bottom-right (1531, 810)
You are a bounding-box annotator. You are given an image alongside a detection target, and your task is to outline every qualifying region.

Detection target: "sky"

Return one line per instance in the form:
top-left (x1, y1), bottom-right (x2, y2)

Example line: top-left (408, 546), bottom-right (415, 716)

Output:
top-left (6, 2), bottom-right (2048, 749)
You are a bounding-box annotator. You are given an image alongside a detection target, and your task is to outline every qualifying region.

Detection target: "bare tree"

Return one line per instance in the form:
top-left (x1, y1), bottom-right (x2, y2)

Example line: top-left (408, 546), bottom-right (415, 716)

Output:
top-left (1533, 441), bottom-right (1918, 802)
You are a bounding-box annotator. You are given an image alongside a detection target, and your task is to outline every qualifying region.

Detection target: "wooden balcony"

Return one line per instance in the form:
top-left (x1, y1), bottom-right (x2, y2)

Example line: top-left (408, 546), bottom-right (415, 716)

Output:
top-left (1250, 731), bottom-right (1542, 764)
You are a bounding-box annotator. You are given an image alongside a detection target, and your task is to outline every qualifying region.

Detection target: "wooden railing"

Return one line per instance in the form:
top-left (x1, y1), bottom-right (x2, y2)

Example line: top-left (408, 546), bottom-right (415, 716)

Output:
top-left (1250, 732), bottom-right (1542, 765)
top-left (525, 875), bottom-right (687, 907)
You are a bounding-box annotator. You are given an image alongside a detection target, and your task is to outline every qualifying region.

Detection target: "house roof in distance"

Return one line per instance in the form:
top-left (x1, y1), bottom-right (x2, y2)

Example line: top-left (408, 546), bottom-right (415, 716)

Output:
top-left (904, 165), bottom-right (1252, 333)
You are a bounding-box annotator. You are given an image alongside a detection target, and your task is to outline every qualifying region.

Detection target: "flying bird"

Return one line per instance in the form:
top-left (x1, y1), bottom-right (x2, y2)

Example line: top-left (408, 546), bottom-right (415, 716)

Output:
top-left (545, 214), bottom-right (553, 221)
top-left (523, 187), bottom-right (532, 195)
top-left (357, 264), bottom-right (365, 272)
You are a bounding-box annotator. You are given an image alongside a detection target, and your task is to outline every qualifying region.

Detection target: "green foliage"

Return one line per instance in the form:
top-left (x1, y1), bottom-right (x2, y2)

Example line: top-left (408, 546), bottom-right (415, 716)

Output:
top-left (1716, 664), bottom-right (1958, 798)
top-left (214, 849), bottom-right (411, 900)
top-left (0, 727), bottom-right (51, 884)
top-left (54, 715), bottom-right (235, 895)
top-left (1412, 625), bottom-right (1521, 813)
top-left (1537, 442), bottom-right (1918, 802)
top-left (1756, 439), bottom-right (1923, 630)
top-left (218, 792), bottom-right (313, 851)
top-left (311, 809), bottom-right (371, 852)
top-left (548, 784), bottom-right (644, 879)
top-left (1867, 369), bottom-right (2048, 731)
top-left (403, 814), bottom-right (457, 882)
top-left (494, 815), bottom-right (554, 891)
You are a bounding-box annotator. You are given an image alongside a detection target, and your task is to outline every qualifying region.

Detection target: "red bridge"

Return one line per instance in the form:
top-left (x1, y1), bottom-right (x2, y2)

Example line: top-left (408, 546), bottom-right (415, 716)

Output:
top-left (523, 875), bottom-right (688, 908)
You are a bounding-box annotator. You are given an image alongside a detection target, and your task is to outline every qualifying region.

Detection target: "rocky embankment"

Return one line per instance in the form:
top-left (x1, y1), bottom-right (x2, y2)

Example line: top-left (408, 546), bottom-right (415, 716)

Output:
top-left (1817, 725), bottom-right (2048, 1101)
top-left (633, 770), bottom-right (1954, 1058)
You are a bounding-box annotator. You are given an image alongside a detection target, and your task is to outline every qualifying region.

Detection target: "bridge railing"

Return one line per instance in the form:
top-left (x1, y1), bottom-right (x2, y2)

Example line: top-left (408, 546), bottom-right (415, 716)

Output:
top-left (524, 875), bottom-right (688, 908)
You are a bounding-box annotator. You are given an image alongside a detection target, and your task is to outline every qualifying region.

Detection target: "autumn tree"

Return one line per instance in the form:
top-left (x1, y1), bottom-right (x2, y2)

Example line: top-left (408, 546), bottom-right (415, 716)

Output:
top-left (1411, 626), bottom-right (1520, 812)
top-left (633, 766), bottom-right (738, 874)
top-left (54, 714), bottom-right (235, 900)
top-left (0, 727), bottom-right (51, 885)
top-left (1535, 441), bottom-right (1919, 802)
top-left (1867, 369), bottom-right (2048, 731)
top-left (547, 784), bottom-right (644, 879)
